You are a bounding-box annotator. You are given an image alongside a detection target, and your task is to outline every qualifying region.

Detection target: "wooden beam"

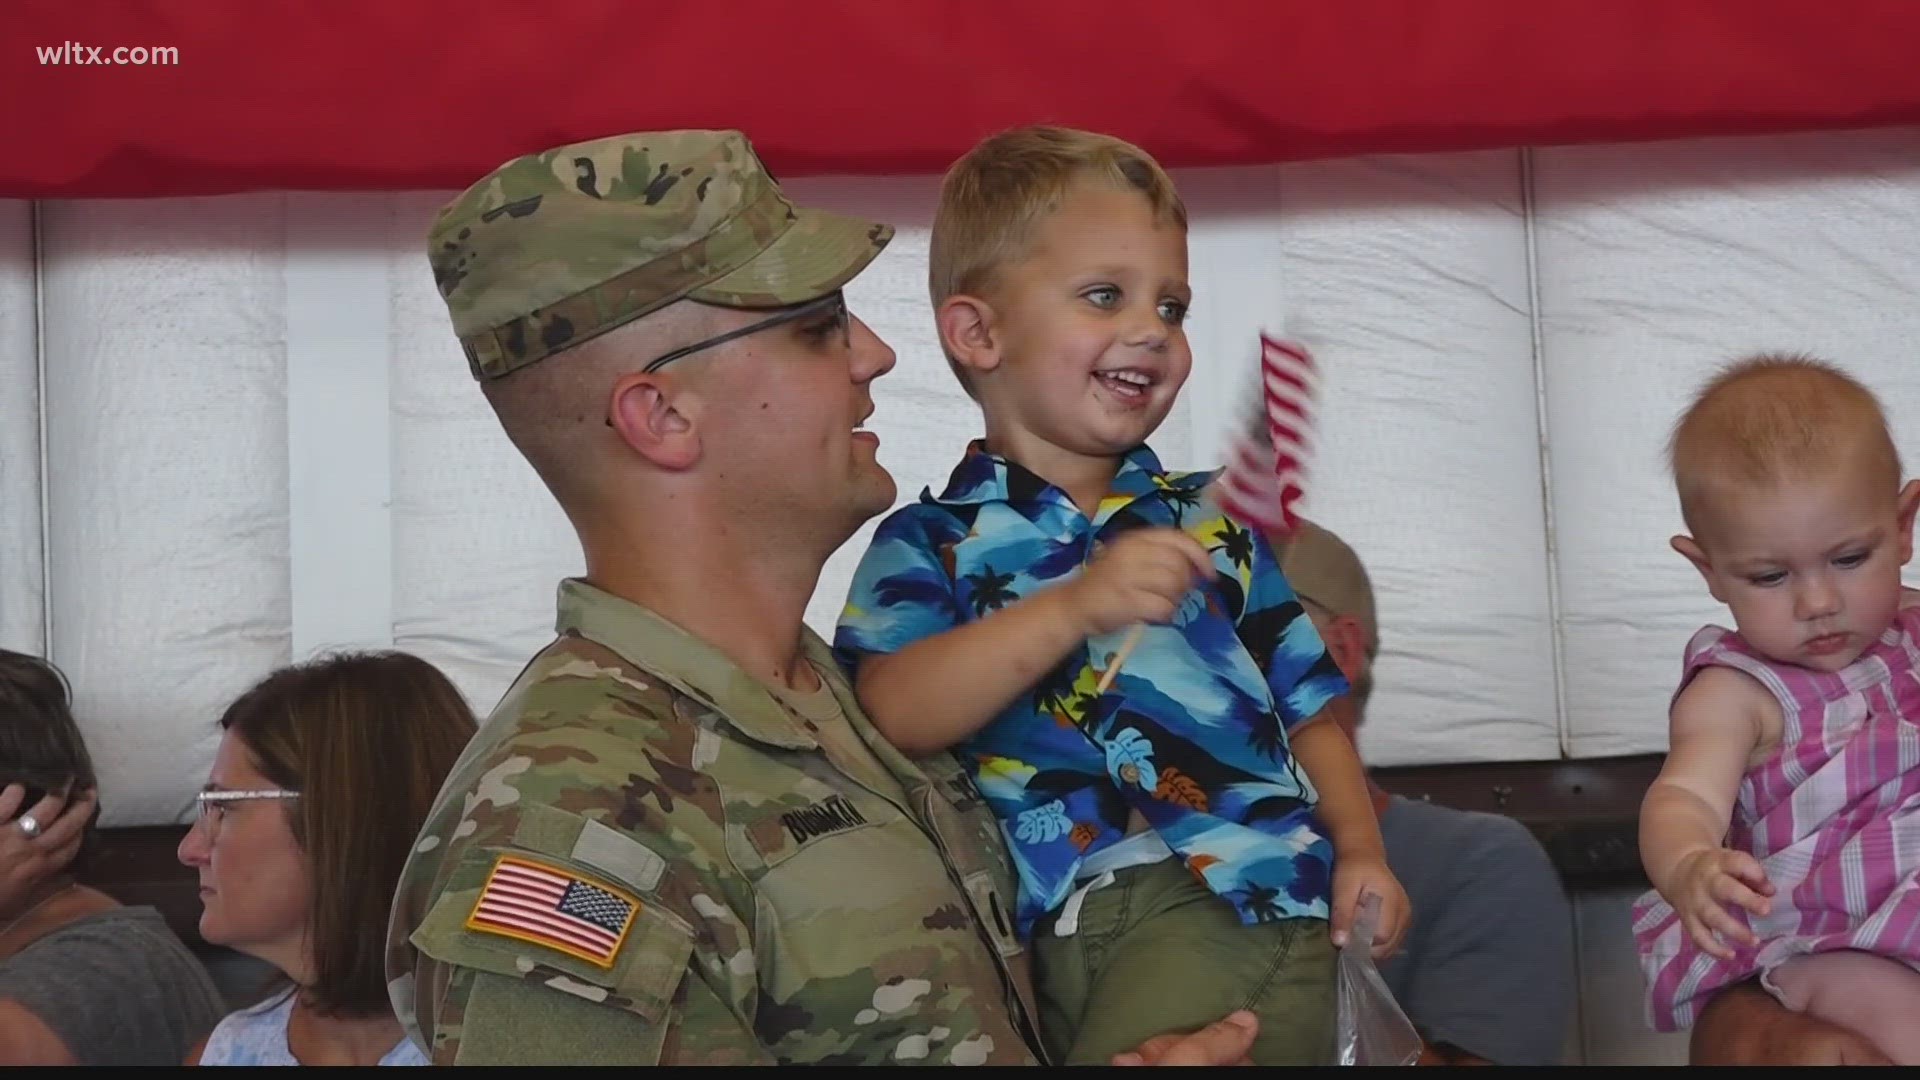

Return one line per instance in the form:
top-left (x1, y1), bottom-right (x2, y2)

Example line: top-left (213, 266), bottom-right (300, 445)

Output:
top-left (1374, 754), bottom-right (1660, 891)
top-left (1375, 753), bottom-right (1659, 821)
top-left (79, 825), bottom-right (208, 948)
top-left (82, 753), bottom-right (1663, 946)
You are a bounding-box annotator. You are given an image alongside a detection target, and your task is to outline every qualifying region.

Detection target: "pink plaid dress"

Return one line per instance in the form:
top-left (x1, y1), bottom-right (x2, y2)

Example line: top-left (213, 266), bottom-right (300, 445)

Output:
top-left (1633, 606), bottom-right (1920, 1032)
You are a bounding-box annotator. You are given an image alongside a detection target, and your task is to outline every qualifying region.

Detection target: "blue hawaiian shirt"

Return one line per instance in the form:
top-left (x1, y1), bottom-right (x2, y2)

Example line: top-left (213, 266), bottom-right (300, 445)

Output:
top-left (834, 442), bottom-right (1349, 939)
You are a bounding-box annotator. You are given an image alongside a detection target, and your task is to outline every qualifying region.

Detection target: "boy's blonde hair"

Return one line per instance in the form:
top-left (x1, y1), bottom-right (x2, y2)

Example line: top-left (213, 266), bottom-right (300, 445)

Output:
top-left (1669, 353), bottom-right (1902, 539)
top-left (929, 125), bottom-right (1188, 395)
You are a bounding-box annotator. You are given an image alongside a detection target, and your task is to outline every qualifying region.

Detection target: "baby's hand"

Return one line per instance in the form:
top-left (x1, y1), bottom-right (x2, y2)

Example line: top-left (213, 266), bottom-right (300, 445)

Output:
top-left (1330, 856), bottom-right (1411, 960)
top-left (1063, 528), bottom-right (1214, 638)
top-left (1669, 847), bottom-right (1774, 960)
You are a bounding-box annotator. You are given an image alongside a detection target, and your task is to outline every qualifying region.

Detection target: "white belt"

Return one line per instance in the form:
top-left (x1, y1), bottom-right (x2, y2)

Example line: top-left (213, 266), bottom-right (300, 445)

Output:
top-left (1052, 832), bottom-right (1175, 937)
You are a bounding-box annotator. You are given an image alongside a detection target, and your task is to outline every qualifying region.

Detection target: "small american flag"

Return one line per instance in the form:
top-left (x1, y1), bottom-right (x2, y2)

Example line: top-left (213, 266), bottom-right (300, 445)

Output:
top-left (465, 854), bottom-right (640, 968)
top-left (1212, 334), bottom-right (1318, 536)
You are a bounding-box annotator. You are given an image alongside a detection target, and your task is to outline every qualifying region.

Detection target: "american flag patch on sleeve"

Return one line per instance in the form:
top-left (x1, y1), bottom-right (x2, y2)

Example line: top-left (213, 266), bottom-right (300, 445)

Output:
top-left (465, 853), bottom-right (641, 968)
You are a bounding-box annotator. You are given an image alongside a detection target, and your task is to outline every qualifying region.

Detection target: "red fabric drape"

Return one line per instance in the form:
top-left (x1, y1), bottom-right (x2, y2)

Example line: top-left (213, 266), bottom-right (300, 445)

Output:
top-left (7, 0), bottom-right (1920, 198)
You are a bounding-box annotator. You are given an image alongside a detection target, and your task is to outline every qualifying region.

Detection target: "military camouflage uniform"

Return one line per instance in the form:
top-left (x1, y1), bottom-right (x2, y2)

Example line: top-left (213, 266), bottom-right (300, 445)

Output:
top-left (386, 582), bottom-right (1044, 1064)
top-left (385, 131), bottom-right (1044, 1065)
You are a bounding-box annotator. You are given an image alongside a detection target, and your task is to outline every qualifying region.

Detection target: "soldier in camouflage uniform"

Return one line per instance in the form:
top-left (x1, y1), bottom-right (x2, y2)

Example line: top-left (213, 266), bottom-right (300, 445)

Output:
top-left (385, 129), bottom-right (1262, 1066)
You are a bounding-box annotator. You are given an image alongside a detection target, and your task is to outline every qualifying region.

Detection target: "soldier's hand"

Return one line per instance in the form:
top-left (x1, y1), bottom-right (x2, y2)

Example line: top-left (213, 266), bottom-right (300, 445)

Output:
top-left (1109, 1010), bottom-right (1257, 1066)
top-left (1691, 980), bottom-right (1891, 1065)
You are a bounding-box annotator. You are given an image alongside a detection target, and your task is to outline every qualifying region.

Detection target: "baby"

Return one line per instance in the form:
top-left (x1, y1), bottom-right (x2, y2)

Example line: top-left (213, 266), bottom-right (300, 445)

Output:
top-left (1634, 354), bottom-right (1920, 1063)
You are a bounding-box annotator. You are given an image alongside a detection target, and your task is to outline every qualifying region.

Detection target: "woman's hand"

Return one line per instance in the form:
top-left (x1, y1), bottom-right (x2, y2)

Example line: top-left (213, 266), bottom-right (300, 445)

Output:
top-left (0, 784), bottom-right (94, 912)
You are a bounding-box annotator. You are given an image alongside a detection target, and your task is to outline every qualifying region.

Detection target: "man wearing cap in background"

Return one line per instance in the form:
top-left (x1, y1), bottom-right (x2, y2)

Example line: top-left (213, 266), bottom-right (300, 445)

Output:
top-left (1275, 521), bottom-right (1575, 1066)
top-left (383, 129), bottom-right (1260, 1066)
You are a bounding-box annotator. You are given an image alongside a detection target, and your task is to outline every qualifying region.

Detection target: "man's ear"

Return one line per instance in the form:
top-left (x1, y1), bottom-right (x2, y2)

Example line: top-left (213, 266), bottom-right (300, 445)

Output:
top-left (1897, 478), bottom-right (1920, 565)
top-left (937, 294), bottom-right (1002, 380)
top-left (1671, 534), bottom-right (1725, 603)
top-left (607, 371), bottom-right (699, 471)
top-left (1322, 614), bottom-right (1370, 683)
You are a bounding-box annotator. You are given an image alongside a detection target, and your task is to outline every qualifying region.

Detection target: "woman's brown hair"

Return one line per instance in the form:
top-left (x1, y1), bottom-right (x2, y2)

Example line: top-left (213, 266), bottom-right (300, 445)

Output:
top-left (218, 651), bottom-right (476, 1016)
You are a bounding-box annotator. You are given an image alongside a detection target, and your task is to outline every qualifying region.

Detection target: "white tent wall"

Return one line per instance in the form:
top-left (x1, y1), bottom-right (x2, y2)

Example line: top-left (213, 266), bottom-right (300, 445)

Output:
top-left (36, 198), bottom-right (295, 825)
top-left (3, 127), bottom-right (1919, 832)
top-left (1535, 129), bottom-right (1920, 759)
top-left (0, 202), bottom-right (40, 660)
top-left (386, 191), bottom-right (592, 718)
top-left (1188, 151), bottom-right (1563, 765)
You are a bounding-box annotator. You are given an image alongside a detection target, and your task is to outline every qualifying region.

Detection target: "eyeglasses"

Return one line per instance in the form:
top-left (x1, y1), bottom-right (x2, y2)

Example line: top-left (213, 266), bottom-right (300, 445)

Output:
top-left (194, 788), bottom-right (299, 834)
top-left (641, 292), bottom-right (850, 374)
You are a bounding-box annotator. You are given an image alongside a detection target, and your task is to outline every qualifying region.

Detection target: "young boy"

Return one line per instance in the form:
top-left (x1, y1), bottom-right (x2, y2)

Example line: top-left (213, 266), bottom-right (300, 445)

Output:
top-left (833, 125), bottom-right (1409, 1065)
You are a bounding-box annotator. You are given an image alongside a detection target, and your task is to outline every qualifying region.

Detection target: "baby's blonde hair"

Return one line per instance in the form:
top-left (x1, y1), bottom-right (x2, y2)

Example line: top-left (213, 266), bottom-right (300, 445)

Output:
top-left (1669, 353), bottom-right (1902, 539)
top-left (929, 125), bottom-right (1187, 397)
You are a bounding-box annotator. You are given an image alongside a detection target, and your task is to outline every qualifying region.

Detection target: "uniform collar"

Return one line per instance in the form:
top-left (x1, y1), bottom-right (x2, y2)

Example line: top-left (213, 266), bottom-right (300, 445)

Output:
top-left (554, 578), bottom-right (856, 751)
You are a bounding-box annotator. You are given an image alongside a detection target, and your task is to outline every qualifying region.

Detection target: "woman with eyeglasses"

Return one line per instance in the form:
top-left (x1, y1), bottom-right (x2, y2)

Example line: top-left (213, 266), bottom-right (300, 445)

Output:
top-left (0, 648), bottom-right (226, 1065)
top-left (178, 651), bottom-right (477, 1066)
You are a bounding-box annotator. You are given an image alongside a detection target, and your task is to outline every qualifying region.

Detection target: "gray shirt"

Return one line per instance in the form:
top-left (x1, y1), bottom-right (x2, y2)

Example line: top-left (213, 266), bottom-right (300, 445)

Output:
top-left (1377, 795), bottom-right (1575, 1066)
top-left (0, 905), bottom-right (225, 1065)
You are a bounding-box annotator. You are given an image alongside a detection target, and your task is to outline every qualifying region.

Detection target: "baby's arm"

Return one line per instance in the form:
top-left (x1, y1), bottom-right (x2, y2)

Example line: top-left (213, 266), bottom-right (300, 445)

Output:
top-left (1640, 666), bottom-right (1779, 959)
top-left (854, 528), bottom-right (1213, 757)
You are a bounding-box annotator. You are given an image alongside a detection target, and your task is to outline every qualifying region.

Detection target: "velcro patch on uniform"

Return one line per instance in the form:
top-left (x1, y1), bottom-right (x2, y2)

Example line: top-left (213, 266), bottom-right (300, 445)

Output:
top-left (465, 853), bottom-right (641, 969)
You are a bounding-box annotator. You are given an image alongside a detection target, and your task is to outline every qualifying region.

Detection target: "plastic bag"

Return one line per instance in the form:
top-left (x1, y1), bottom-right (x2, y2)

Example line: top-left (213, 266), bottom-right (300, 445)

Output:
top-left (1334, 891), bottom-right (1422, 1066)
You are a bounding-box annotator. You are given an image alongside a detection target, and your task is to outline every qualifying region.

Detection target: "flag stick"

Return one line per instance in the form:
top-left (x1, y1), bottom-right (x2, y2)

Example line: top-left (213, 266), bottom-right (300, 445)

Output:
top-left (1090, 333), bottom-right (1317, 699)
top-left (1094, 624), bottom-right (1144, 696)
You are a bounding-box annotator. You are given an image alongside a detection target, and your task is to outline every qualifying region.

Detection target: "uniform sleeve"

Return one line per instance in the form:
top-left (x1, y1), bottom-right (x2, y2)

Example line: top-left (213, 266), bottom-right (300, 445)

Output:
top-left (391, 651), bottom-right (773, 1065)
top-left (1235, 529), bottom-right (1349, 731)
top-left (833, 507), bottom-right (963, 665)
top-left (430, 956), bottom-right (772, 1065)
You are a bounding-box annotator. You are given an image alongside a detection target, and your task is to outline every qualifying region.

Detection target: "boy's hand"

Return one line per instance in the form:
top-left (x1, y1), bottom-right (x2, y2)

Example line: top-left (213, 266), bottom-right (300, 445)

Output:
top-left (1668, 846), bottom-right (1773, 960)
top-left (1064, 528), bottom-right (1214, 637)
top-left (1330, 856), bottom-right (1411, 960)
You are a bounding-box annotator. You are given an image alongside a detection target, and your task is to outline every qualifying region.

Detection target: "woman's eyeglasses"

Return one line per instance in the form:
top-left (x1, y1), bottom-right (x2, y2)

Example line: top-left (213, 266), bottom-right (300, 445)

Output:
top-left (194, 788), bottom-right (300, 833)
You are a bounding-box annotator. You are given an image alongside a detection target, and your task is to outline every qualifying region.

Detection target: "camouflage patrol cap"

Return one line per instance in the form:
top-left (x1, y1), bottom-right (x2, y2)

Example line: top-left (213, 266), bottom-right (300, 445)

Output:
top-left (428, 129), bottom-right (895, 380)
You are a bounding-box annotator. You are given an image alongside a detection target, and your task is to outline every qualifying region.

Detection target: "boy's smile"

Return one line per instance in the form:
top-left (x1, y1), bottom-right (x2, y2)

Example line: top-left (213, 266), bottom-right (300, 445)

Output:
top-left (972, 181), bottom-right (1193, 481)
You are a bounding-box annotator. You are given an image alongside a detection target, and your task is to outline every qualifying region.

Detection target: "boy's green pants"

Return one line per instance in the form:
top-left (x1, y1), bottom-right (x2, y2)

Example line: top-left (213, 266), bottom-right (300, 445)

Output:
top-left (1031, 858), bottom-right (1335, 1065)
